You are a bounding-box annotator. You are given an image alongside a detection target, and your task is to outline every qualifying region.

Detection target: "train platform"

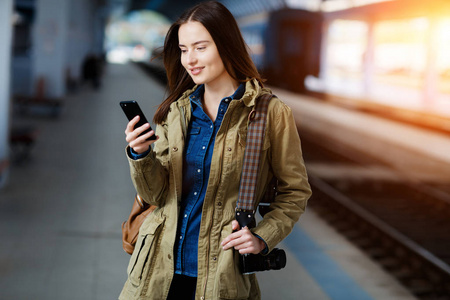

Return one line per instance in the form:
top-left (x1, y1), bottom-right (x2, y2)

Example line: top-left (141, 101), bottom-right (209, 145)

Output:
top-left (0, 62), bottom-right (417, 300)
top-left (273, 87), bottom-right (450, 185)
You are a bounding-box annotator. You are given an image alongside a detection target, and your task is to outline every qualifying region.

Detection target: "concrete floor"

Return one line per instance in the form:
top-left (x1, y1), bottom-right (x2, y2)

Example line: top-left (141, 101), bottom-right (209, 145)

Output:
top-left (0, 63), bottom-right (417, 300)
top-left (0, 63), bottom-right (165, 299)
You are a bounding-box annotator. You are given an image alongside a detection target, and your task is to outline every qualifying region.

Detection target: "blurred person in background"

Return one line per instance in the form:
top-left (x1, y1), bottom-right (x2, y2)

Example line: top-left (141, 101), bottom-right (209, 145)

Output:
top-left (120, 1), bottom-right (311, 299)
top-left (81, 53), bottom-right (102, 89)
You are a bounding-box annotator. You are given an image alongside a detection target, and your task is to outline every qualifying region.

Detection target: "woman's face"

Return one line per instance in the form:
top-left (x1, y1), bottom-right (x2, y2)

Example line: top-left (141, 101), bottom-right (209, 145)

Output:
top-left (178, 21), bottom-right (232, 87)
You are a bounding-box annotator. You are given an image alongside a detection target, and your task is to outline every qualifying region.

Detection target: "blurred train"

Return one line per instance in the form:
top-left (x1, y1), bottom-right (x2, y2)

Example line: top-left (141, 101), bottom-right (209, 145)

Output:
top-left (241, 0), bottom-right (450, 112)
top-left (240, 8), bottom-right (322, 93)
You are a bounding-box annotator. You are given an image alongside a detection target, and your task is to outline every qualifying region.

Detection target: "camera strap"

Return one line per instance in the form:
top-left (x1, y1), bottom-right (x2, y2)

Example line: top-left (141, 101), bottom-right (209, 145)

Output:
top-left (236, 93), bottom-right (274, 228)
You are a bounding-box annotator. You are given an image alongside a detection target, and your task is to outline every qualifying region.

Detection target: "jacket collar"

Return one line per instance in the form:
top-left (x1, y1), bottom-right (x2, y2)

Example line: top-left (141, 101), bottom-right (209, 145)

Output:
top-left (176, 78), bottom-right (268, 108)
top-left (240, 79), bottom-right (262, 107)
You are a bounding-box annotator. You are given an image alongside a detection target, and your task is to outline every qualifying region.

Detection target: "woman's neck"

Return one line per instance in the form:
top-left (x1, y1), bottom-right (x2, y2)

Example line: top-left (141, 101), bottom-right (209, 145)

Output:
top-left (203, 77), bottom-right (239, 105)
top-left (201, 77), bottom-right (239, 122)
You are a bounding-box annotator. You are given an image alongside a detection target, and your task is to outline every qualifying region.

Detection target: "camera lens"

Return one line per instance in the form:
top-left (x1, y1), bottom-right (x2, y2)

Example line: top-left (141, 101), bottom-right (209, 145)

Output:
top-left (265, 248), bottom-right (286, 270)
top-left (239, 248), bottom-right (287, 274)
top-left (274, 249), bottom-right (286, 269)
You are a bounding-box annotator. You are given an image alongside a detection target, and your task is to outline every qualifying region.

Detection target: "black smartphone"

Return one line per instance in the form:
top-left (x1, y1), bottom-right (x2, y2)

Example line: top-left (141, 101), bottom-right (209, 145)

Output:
top-left (120, 100), bottom-right (156, 141)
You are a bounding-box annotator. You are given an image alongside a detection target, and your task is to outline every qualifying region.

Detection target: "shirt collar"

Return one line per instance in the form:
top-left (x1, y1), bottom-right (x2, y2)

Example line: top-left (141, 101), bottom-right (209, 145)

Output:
top-left (231, 83), bottom-right (245, 100)
top-left (189, 83), bottom-right (246, 107)
top-left (189, 85), bottom-right (204, 107)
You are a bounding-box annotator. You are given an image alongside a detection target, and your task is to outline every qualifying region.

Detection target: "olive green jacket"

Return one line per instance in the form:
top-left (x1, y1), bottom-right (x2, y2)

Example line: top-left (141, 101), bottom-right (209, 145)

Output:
top-left (119, 79), bottom-right (311, 300)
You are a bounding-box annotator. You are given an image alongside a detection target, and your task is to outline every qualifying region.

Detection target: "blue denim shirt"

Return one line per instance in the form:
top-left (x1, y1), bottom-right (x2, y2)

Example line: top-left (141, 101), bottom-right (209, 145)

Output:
top-left (130, 84), bottom-right (245, 277)
top-left (174, 84), bottom-right (245, 276)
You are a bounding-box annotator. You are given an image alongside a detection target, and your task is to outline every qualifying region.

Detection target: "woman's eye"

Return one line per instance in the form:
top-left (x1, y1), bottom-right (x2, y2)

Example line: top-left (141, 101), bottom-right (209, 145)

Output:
top-left (197, 47), bottom-right (205, 51)
top-left (180, 49), bottom-right (187, 54)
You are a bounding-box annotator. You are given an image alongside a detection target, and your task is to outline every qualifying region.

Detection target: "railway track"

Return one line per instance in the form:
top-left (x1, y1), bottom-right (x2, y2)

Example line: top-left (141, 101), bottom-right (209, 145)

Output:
top-left (300, 130), bottom-right (450, 299)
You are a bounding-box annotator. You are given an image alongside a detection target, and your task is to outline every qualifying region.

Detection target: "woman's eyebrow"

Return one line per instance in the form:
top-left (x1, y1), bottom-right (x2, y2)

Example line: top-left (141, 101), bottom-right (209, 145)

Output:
top-left (179, 40), bottom-right (211, 47)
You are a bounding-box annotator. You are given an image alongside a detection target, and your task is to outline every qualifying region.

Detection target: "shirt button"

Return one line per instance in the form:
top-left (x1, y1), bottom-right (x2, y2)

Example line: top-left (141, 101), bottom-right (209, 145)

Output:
top-left (168, 254), bottom-right (172, 260)
top-left (172, 147), bottom-right (178, 152)
top-left (210, 125), bottom-right (213, 128)
top-left (202, 146), bottom-right (206, 150)
top-left (227, 147), bottom-right (232, 151)
top-left (184, 214), bottom-right (188, 218)
top-left (194, 192), bottom-right (198, 195)
top-left (180, 236), bottom-right (183, 240)
top-left (217, 202), bottom-right (222, 207)
top-left (197, 169), bottom-right (201, 173)
top-left (213, 257), bottom-right (217, 261)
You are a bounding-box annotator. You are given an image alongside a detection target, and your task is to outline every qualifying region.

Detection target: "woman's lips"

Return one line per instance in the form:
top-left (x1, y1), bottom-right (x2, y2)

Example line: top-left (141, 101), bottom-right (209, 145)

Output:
top-left (190, 67), bottom-right (204, 75)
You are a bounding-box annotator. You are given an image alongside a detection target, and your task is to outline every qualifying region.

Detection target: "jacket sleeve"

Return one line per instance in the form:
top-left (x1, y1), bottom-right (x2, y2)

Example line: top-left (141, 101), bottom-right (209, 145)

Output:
top-left (251, 99), bottom-right (312, 253)
top-left (125, 122), bottom-right (170, 206)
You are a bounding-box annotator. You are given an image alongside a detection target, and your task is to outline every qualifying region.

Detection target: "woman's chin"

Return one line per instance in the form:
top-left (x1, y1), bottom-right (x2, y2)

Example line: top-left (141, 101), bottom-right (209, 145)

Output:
top-left (190, 77), bottom-right (204, 85)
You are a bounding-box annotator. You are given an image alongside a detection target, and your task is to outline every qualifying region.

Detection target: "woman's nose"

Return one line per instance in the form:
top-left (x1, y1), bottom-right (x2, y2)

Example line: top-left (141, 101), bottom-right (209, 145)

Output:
top-left (187, 52), bottom-right (197, 64)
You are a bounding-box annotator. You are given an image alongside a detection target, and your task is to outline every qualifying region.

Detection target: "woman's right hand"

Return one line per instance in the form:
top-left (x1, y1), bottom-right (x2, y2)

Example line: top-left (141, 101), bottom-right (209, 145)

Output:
top-left (125, 115), bottom-right (158, 154)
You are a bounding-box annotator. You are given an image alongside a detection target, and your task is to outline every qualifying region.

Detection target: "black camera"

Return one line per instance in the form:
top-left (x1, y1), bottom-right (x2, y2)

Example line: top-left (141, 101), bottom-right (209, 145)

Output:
top-left (239, 248), bottom-right (286, 274)
top-left (235, 210), bottom-right (287, 274)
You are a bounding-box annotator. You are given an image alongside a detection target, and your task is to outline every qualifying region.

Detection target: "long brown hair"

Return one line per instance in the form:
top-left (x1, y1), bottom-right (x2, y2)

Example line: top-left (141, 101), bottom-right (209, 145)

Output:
top-left (153, 1), bottom-right (264, 124)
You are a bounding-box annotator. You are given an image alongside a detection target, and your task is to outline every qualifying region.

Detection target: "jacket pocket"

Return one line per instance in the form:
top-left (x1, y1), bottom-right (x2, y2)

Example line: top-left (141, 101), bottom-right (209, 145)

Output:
top-left (218, 250), bottom-right (251, 299)
top-left (185, 126), bottom-right (201, 155)
top-left (126, 215), bottom-right (165, 287)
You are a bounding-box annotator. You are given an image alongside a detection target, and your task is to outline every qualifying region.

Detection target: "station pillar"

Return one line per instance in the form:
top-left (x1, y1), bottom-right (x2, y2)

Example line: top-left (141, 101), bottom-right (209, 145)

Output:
top-left (32, 0), bottom-right (71, 98)
top-left (32, 0), bottom-right (104, 98)
top-left (0, 0), bottom-right (13, 188)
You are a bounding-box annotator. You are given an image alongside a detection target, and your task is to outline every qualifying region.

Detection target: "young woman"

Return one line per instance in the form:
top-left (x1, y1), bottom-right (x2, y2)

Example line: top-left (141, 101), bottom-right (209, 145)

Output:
top-left (120, 1), bottom-right (311, 299)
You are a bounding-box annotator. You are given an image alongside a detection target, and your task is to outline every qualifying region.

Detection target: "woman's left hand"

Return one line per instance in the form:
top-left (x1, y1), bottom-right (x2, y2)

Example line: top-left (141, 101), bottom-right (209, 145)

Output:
top-left (221, 220), bottom-right (266, 254)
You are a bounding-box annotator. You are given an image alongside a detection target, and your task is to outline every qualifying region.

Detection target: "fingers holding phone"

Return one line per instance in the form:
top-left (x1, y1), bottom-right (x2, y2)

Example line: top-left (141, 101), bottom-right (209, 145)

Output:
top-left (120, 101), bottom-right (158, 154)
top-left (125, 116), bottom-right (157, 153)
